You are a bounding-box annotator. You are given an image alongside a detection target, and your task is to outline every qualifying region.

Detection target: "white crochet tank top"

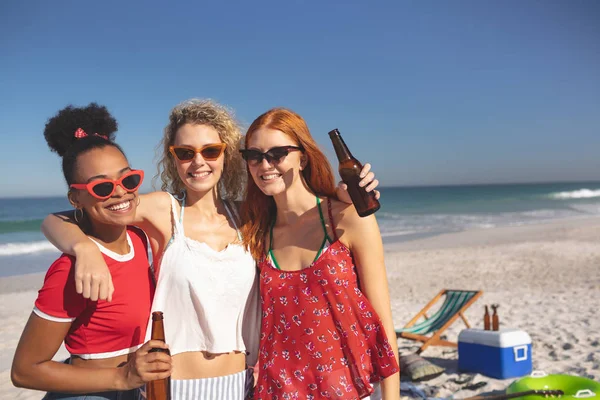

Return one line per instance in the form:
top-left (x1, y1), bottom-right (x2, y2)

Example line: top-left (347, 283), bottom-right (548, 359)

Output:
top-left (147, 193), bottom-right (259, 364)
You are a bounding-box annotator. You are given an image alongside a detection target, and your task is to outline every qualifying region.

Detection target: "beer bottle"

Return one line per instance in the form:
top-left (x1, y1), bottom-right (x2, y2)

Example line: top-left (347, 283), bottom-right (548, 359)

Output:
top-left (491, 304), bottom-right (500, 331)
top-left (146, 311), bottom-right (171, 400)
top-left (483, 305), bottom-right (491, 331)
top-left (328, 129), bottom-right (380, 217)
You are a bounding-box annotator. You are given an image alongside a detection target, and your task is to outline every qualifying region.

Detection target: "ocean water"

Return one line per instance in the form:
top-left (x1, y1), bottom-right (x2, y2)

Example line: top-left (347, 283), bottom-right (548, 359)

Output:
top-left (376, 182), bottom-right (600, 241)
top-left (0, 197), bottom-right (72, 277)
top-left (1, 182), bottom-right (600, 277)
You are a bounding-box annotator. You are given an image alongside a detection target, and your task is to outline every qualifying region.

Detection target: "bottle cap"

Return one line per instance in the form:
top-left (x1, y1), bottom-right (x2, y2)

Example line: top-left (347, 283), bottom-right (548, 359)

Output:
top-left (152, 311), bottom-right (164, 320)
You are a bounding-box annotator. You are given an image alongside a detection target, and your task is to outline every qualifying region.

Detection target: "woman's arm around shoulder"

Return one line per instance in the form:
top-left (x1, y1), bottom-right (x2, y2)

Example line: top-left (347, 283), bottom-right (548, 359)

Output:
top-left (40, 191), bottom-right (172, 301)
top-left (332, 201), bottom-right (401, 400)
top-left (40, 191), bottom-right (172, 255)
top-left (134, 191), bottom-right (174, 233)
top-left (41, 211), bottom-right (111, 301)
top-left (134, 191), bottom-right (177, 257)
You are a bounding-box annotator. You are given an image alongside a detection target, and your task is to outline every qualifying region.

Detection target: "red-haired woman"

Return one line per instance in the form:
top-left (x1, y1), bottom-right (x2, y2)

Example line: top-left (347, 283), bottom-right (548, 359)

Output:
top-left (240, 108), bottom-right (400, 400)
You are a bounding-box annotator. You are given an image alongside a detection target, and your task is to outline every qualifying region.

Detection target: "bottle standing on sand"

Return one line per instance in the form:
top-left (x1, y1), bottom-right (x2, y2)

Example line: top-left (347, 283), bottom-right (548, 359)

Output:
top-left (146, 311), bottom-right (171, 400)
top-left (328, 128), bottom-right (380, 217)
top-left (484, 305), bottom-right (491, 331)
top-left (491, 304), bottom-right (500, 331)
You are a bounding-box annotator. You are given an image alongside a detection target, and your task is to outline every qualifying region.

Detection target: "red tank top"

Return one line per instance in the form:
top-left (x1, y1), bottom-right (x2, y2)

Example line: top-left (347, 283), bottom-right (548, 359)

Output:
top-left (254, 199), bottom-right (398, 399)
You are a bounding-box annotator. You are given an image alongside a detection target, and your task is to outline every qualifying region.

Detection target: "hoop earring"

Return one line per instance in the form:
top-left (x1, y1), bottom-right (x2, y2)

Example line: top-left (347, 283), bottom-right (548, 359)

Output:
top-left (136, 196), bottom-right (141, 206)
top-left (74, 208), bottom-right (84, 223)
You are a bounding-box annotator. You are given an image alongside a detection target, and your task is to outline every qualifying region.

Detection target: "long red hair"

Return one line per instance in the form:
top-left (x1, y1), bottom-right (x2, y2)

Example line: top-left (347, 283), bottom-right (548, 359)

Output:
top-left (241, 108), bottom-right (338, 259)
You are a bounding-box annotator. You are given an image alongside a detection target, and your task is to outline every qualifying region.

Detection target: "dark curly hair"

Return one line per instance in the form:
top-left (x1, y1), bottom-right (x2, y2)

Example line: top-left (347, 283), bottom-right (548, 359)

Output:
top-left (43, 103), bottom-right (126, 185)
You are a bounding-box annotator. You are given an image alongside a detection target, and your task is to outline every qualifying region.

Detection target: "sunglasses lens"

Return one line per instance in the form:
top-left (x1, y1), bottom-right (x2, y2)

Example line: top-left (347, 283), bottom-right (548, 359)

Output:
top-left (201, 145), bottom-right (224, 160)
top-left (122, 173), bottom-right (142, 190)
top-left (243, 150), bottom-right (263, 164)
top-left (92, 182), bottom-right (115, 198)
top-left (267, 148), bottom-right (290, 163)
top-left (173, 147), bottom-right (195, 161)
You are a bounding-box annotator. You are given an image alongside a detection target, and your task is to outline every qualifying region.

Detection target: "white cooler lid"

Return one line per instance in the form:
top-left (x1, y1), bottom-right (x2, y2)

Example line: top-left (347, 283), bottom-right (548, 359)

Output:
top-left (458, 328), bottom-right (531, 347)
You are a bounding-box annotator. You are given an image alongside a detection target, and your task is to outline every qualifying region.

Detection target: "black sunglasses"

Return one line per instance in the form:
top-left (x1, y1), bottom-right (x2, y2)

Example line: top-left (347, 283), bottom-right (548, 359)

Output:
top-left (239, 146), bottom-right (303, 166)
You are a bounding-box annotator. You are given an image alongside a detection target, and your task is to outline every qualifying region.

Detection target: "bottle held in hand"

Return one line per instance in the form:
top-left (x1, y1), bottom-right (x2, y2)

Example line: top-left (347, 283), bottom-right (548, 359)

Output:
top-left (147, 311), bottom-right (171, 400)
top-left (328, 128), bottom-right (380, 217)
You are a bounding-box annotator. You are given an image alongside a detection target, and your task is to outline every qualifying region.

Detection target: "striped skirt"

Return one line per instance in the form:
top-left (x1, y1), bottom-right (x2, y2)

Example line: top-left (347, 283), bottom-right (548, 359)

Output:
top-left (140, 369), bottom-right (253, 400)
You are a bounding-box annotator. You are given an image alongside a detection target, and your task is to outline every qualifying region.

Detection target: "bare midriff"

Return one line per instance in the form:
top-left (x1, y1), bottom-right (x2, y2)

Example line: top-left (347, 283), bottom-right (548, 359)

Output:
top-left (71, 354), bottom-right (129, 368)
top-left (70, 351), bottom-right (247, 379)
top-left (172, 351), bottom-right (246, 379)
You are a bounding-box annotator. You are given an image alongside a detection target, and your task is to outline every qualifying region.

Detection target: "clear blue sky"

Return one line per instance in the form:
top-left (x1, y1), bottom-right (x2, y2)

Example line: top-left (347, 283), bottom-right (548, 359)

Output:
top-left (1, 0), bottom-right (599, 198)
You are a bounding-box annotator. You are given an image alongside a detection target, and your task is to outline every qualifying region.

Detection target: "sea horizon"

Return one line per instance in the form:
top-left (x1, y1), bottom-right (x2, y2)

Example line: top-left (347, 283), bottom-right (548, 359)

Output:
top-left (1, 180), bottom-right (600, 277)
top-left (3, 179), bottom-right (600, 200)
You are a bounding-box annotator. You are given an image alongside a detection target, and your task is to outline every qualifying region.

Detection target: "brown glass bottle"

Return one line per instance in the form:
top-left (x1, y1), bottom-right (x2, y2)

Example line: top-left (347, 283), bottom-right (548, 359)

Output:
top-left (146, 312), bottom-right (171, 400)
top-left (328, 129), bottom-right (380, 217)
top-left (491, 304), bottom-right (500, 331)
top-left (483, 305), bottom-right (491, 331)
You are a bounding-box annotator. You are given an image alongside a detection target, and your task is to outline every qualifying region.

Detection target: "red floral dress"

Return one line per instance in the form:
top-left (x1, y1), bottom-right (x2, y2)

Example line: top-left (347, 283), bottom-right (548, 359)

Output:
top-left (254, 199), bottom-right (399, 399)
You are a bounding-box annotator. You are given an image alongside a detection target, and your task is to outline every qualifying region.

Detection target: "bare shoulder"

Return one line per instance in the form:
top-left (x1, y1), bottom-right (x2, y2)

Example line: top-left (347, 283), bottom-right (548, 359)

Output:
top-left (140, 191), bottom-right (173, 212)
top-left (328, 198), bottom-right (381, 249)
top-left (137, 191), bottom-right (177, 224)
top-left (328, 198), bottom-right (372, 230)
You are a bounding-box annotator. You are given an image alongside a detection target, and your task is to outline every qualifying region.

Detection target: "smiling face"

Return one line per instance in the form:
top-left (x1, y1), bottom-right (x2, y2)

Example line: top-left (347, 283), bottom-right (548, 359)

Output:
top-left (69, 146), bottom-right (139, 227)
top-left (246, 127), bottom-right (305, 197)
top-left (172, 123), bottom-right (225, 194)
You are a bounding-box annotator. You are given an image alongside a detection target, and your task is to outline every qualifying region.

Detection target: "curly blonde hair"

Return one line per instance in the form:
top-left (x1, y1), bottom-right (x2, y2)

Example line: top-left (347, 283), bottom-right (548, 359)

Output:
top-left (154, 99), bottom-right (245, 200)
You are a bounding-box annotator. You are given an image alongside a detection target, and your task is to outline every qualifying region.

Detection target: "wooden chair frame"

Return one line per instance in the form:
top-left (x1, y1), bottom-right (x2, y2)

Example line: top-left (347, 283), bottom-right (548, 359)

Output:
top-left (396, 289), bottom-right (483, 354)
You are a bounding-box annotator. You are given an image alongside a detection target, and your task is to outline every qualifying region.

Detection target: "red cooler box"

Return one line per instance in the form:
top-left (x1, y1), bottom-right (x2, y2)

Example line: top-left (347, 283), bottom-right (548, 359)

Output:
top-left (458, 328), bottom-right (532, 379)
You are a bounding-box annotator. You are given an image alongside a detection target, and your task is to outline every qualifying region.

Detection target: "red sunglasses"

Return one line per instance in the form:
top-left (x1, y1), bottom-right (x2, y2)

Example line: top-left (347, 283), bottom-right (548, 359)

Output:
top-left (70, 170), bottom-right (144, 200)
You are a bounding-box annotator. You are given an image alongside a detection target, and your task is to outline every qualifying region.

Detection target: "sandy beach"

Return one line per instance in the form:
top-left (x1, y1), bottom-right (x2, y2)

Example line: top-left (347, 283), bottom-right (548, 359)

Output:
top-left (2, 217), bottom-right (599, 399)
top-left (388, 216), bottom-right (600, 398)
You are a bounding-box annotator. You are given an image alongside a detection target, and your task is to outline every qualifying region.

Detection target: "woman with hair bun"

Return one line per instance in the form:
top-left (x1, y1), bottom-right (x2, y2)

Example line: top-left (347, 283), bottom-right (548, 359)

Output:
top-left (11, 104), bottom-right (171, 400)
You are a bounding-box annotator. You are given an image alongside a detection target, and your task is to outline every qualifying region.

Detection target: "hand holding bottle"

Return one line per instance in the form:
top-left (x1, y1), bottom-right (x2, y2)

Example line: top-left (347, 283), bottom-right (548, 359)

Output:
top-left (336, 163), bottom-right (380, 204)
top-left (118, 340), bottom-right (172, 390)
top-left (329, 129), bottom-right (381, 217)
top-left (146, 311), bottom-right (172, 400)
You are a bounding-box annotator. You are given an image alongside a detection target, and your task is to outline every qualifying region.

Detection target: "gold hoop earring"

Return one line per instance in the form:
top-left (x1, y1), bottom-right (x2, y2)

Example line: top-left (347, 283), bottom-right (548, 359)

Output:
top-left (74, 208), bottom-right (84, 223)
top-left (136, 196), bottom-right (141, 206)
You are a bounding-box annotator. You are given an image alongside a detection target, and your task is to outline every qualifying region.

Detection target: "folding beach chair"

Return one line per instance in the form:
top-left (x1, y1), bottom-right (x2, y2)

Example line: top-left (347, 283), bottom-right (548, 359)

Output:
top-left (395, 289), bottom-right (483, 354)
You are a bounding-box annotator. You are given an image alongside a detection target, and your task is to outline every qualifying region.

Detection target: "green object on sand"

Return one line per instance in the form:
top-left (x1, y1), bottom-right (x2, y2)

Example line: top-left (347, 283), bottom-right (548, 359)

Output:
top-left (507, 372), bottom-right (600, 400)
